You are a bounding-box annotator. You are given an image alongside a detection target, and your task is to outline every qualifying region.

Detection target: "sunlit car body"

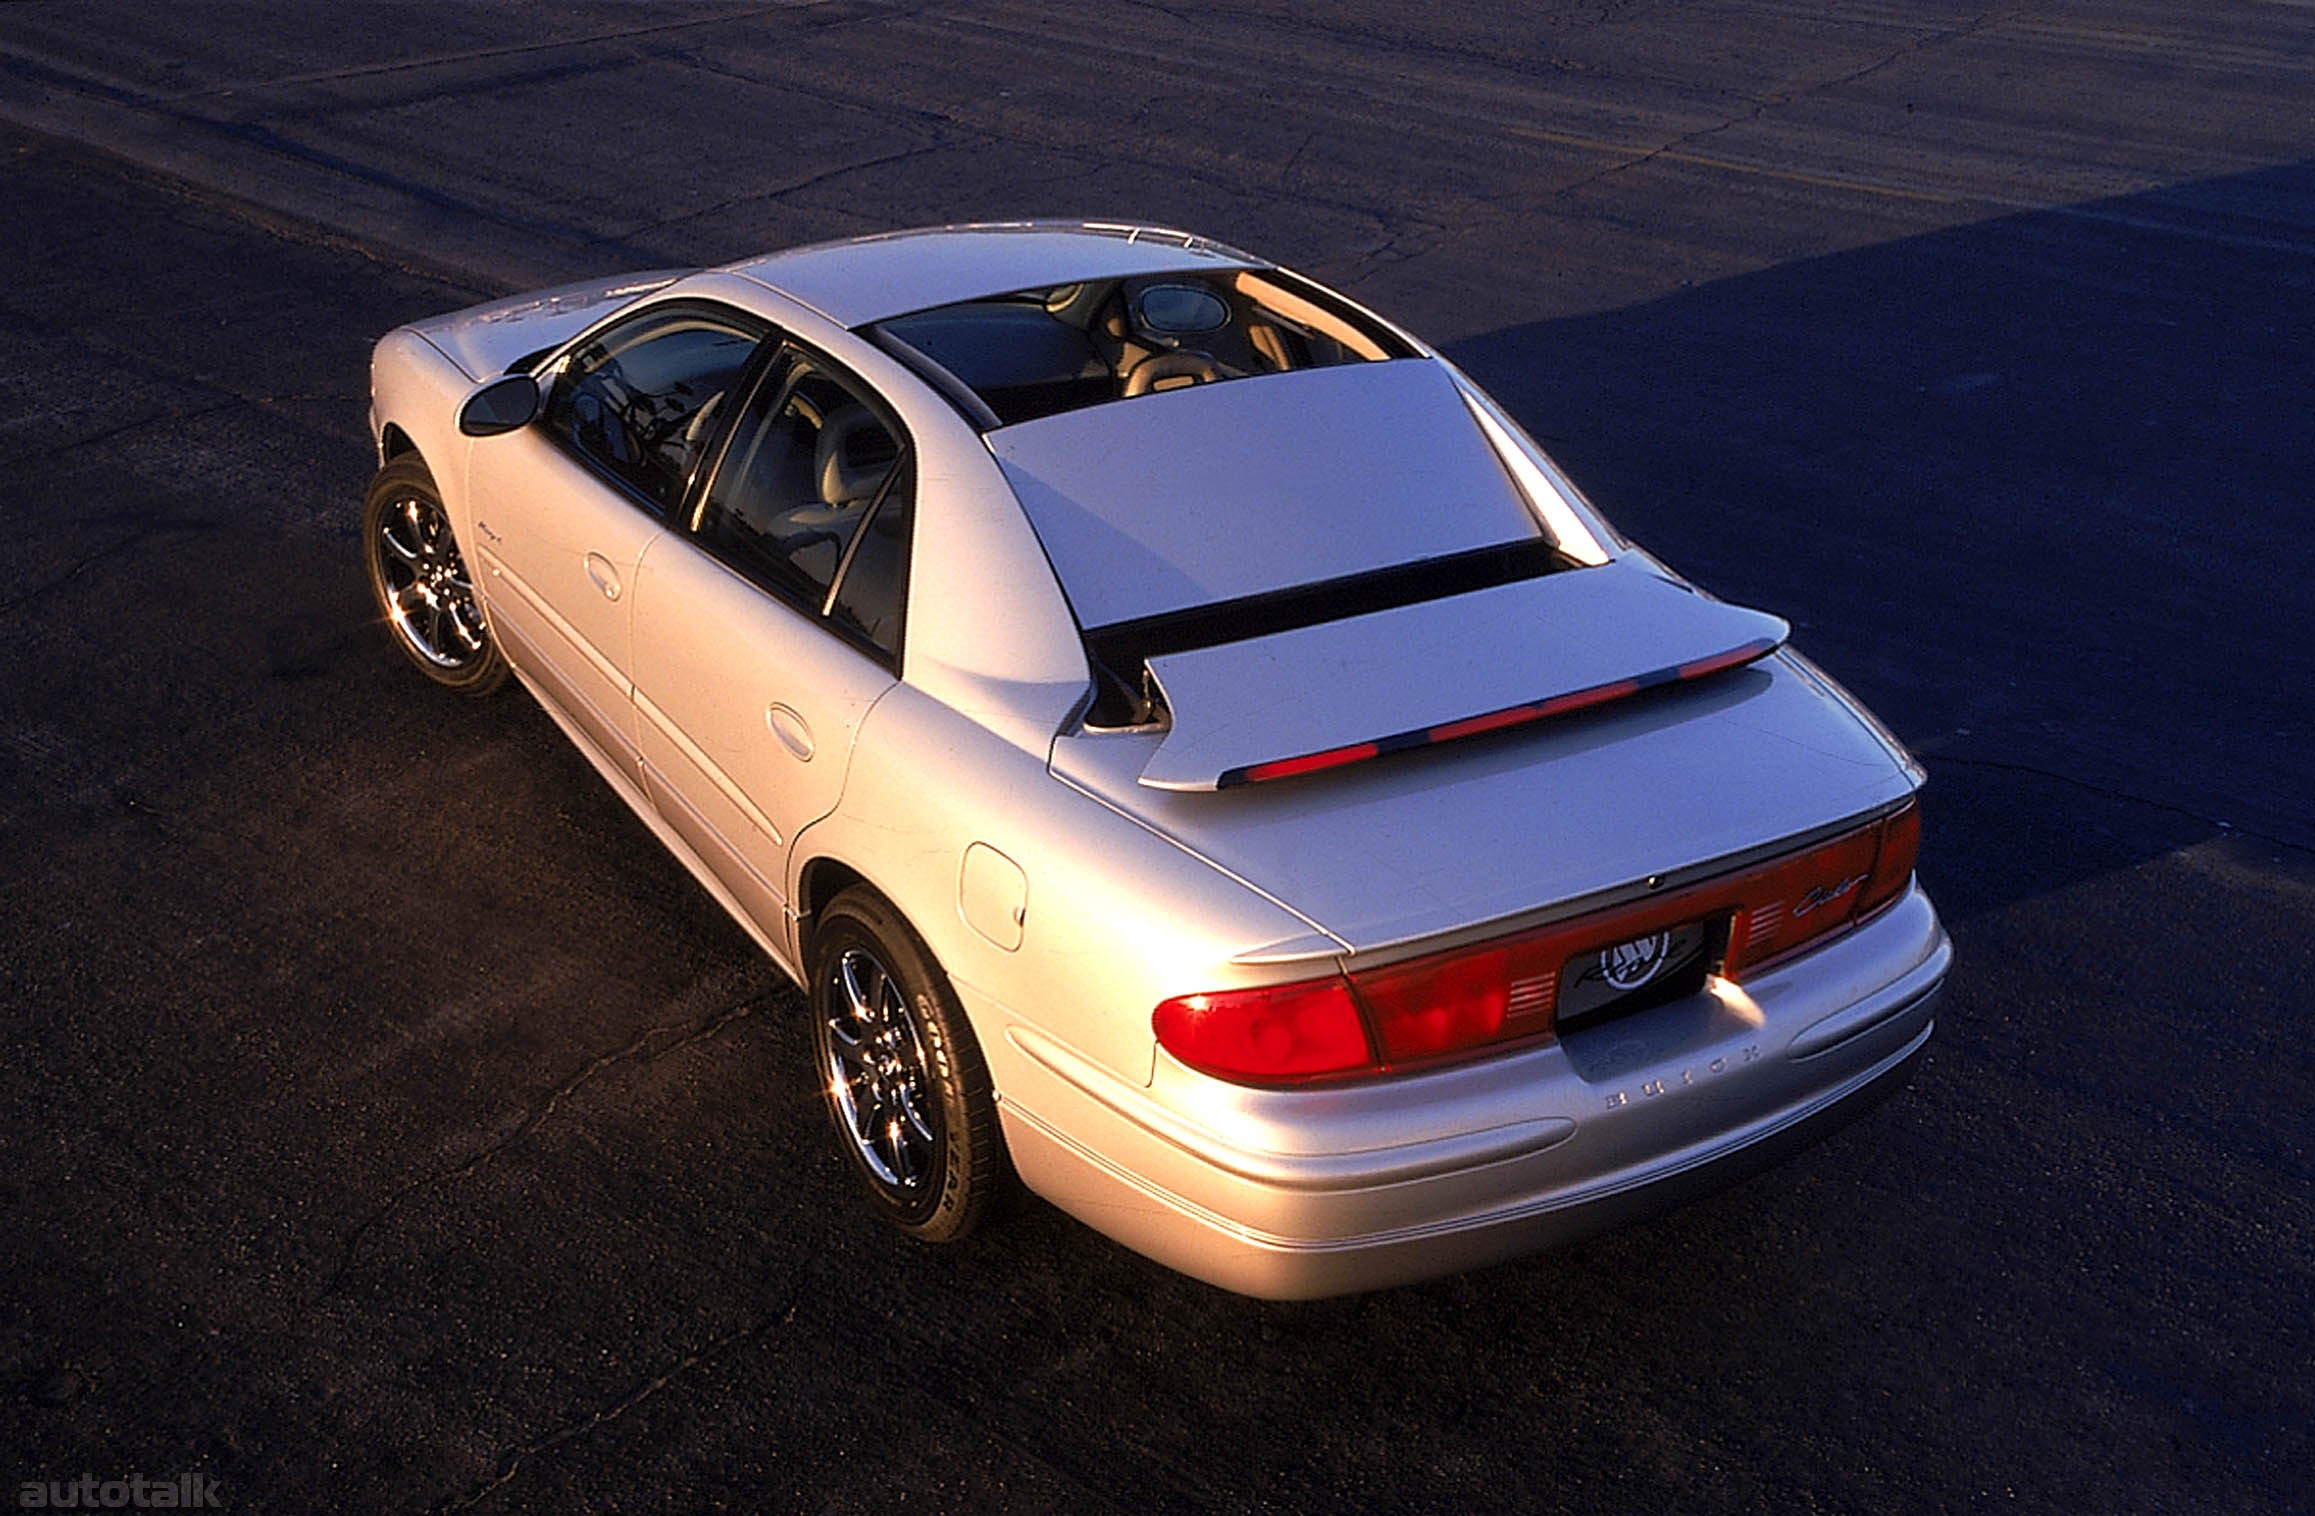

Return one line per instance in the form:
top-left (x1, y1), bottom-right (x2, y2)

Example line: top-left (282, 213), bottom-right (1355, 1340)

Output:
top-left (363, 222), bottom-right (1948, 1299)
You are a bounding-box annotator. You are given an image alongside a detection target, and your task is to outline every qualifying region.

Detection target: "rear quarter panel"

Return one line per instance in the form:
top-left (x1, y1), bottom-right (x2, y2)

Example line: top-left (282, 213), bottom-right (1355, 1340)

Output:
top-left (796, 680), bottom-right (1337, 1096)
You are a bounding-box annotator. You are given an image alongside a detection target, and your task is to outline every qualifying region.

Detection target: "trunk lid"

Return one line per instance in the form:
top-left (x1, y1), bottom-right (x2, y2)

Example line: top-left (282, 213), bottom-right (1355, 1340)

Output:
top-left (1136, 559), bottom-right (1787, 791)
top-left (1050, 569), bottom-right (1914, 958)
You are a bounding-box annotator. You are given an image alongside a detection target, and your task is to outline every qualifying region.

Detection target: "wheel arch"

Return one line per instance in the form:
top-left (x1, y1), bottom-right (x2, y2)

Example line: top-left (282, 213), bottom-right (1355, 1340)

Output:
top-left (369, 327), bottom-right (484, 547)
top-left (796, 855), bottom-right (876, 970)
top-left (797, 682), bottom-right (1345, 1094)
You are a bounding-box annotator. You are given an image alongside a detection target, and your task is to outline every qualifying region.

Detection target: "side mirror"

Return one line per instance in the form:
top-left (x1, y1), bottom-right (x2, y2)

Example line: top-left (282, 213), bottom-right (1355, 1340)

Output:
top-left (457, 374), bottom-right (541, 436)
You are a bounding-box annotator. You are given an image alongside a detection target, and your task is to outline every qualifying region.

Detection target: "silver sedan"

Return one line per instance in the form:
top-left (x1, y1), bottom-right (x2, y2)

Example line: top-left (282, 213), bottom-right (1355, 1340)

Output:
top-left (363, 222), bottom-right (1949, 1298)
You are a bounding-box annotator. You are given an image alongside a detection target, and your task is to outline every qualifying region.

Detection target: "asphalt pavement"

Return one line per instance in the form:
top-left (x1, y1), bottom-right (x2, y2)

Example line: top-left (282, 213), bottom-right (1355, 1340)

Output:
top-left (1, 4), bottom-right (2308, 1512)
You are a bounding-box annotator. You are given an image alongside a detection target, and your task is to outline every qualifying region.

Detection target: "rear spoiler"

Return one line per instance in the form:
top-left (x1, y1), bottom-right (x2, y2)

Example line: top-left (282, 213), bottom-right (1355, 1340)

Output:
top-left (1137, 560), bottom-right (1789, 791)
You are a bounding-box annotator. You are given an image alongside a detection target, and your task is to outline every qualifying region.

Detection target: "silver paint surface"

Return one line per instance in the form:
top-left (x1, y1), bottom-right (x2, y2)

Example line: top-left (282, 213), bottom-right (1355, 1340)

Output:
top-left (730, 223), bottom-right (1259, 329)
top-left (990, 360), bottom-right (1541, 628)
top-left (1138, 557), bottom-right (1789, 790)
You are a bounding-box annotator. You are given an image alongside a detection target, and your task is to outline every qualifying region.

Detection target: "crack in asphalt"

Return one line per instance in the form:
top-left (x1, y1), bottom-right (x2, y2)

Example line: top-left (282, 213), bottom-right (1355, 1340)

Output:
top-left (1549, 6), bottom-right (2024, 201)
top-left (1341, 218), bottom-right (1456, 279)
top-left (0, 527), bottom-right (192, 618)
top-left (1278, 127), bottom-right (1317, 193)
top-left (868, 1315), bottom-right (1148, 1516)
top-left (428, 1296), bottom-right (796, 1515)
top-left (146, 3), bottom-right (811, 104)
top-left (316, 997), bottom-right (760, 1302)
top-left (633, 1223), bottom-right (1156, 1516)
top-left (1, 280), bottom-right (379, 450)
top-left (1114, 0), bottom-right (1197, 25)
top-left (611, 141), bottom-right (952, 241)
top-left (0, 398), bottom-right (239, 474)
top-left (0, 48), bottom-right (664, 272)
top-left (659, 50), bottom-right (782, 93)
top-left (423, 1250), bottom-right (1141, 1516)
top-left (893, 6), bottom-right (1763, 221)
top-left (1584, 0), bottom-right (1645, 28)
top-left (1929, 751), bottom-right (2314, 857)
top-left (1096, 1), bottom-right (1705, 93)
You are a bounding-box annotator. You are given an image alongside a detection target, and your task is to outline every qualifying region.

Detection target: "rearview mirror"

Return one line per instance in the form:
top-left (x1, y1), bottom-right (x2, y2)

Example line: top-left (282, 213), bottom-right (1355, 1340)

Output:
top-left (457, 374), bottom-right (541, 436)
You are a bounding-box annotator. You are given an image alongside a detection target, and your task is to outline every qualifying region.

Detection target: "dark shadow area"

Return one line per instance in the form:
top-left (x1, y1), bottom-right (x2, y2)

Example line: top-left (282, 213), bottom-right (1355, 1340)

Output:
top-left (1451, 162), bottom-right (2315, 920)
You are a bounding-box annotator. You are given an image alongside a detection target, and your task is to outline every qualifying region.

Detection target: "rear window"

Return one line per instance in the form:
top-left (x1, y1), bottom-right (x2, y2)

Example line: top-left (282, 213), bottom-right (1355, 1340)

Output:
top-left (870, 268), bottom-right (1415, 427)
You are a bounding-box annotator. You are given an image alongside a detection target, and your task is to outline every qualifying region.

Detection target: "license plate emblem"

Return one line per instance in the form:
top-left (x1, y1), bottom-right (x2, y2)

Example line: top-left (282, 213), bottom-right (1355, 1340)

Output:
top-left (1559, 919), bottom-right (1712, 1024)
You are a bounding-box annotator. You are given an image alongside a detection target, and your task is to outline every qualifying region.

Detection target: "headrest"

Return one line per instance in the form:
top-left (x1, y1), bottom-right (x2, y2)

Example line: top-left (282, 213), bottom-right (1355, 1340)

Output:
top-left (816, 404), bottom-right (896, 507)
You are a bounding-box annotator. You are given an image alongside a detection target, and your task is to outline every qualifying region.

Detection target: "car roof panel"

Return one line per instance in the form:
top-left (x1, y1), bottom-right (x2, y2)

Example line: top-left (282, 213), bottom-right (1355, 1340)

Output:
top-left (987, 359), bottom-right (1542, 629)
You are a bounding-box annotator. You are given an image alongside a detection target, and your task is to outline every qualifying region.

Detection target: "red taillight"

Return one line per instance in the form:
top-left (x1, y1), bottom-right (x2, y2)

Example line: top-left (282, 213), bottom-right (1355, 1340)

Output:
top-left (1724, 798), bottom-right (1920, 973)
top-left (1723, 826), bottom-right (1882, 969)
top-left (1156, 799), bottom-right (1922, 1086)
top-left (1858, 801), bottom-right (1921, 917)
top-left (1152, 978), bottom-right (1373, 1082)
top-left (1352, 935), bottom-right (1558, 1062)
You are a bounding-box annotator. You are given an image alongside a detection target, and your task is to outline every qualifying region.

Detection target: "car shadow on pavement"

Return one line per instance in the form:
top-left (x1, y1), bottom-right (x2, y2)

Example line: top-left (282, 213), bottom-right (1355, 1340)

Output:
top-left (1446, 160), bottom-right (2315, 924)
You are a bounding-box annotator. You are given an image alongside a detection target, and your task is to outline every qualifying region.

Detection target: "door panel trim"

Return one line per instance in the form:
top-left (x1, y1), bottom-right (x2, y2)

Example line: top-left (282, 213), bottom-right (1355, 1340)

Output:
top-left (635, 686), bottom-right (788, 847)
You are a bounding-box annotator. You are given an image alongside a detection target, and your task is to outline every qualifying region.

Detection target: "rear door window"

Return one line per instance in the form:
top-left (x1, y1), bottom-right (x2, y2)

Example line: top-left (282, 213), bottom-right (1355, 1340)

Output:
top-left (691, 350), bottom-right (914, 663)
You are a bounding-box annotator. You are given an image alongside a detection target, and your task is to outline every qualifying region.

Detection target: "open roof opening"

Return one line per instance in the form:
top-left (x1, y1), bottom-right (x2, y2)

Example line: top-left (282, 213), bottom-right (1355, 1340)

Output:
top-left (868, 266), bottom-right (1417, 428)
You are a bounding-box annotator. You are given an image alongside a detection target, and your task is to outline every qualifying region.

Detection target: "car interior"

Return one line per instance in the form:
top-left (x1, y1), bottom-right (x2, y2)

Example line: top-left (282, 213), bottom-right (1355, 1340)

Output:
top-left (695, 361), bottom-right (907, 626)
top-left (870, 267), bottom-right (1414, 428)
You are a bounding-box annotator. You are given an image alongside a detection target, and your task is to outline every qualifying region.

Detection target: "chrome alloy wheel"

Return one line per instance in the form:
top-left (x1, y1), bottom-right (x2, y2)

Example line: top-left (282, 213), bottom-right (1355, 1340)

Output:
top-left (375, 491), bottom-right (490, 669)
top-left (823, 946), bottom-right (939, 1196)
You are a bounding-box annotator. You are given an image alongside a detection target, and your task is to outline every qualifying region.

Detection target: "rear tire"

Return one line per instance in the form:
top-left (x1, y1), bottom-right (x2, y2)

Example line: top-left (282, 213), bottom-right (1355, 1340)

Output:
top-left (362, 455), bottom-right (509, 696)
top-left (810, 889), bottom-right (1007, 1241)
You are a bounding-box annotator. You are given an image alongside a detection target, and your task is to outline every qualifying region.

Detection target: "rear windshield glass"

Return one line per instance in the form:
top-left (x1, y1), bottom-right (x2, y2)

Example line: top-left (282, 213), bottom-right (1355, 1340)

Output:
top-left (869, 268), bottom-right (1416, 427)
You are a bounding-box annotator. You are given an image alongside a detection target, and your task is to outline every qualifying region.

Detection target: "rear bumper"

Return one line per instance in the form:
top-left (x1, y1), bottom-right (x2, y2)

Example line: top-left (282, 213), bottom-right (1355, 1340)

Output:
top-left (984, 884), bottom-right (1948, 1299)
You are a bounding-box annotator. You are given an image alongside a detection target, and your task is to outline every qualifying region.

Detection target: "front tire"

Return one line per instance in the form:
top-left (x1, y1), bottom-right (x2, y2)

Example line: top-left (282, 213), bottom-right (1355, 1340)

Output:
top-left (811, 889), bottom-right (1006, 1241)
top-left (362, 455), bottom-right (508, 696)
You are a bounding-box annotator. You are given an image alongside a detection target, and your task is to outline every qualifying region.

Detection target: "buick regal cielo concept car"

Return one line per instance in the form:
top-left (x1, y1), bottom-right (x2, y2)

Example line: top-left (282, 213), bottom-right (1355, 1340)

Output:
top-left (363, 222), bottom-right (1949, 1298)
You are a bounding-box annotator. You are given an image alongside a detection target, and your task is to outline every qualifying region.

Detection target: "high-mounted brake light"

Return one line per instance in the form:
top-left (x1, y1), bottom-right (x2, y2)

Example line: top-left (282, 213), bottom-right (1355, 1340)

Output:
top-left (1234, 740), bottom-right (1380, 784)
top-left (1219, 635), bottom-right (1781, 787)
top-left (1154, 799), bottom-right (1922, 1085)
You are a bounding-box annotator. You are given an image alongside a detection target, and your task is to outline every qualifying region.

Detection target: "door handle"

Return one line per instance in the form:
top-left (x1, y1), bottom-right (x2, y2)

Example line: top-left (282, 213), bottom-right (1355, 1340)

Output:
top-left (584, 551), bottom-right (621, 601)
top-left (767, 703), bottom-right (815, 761)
